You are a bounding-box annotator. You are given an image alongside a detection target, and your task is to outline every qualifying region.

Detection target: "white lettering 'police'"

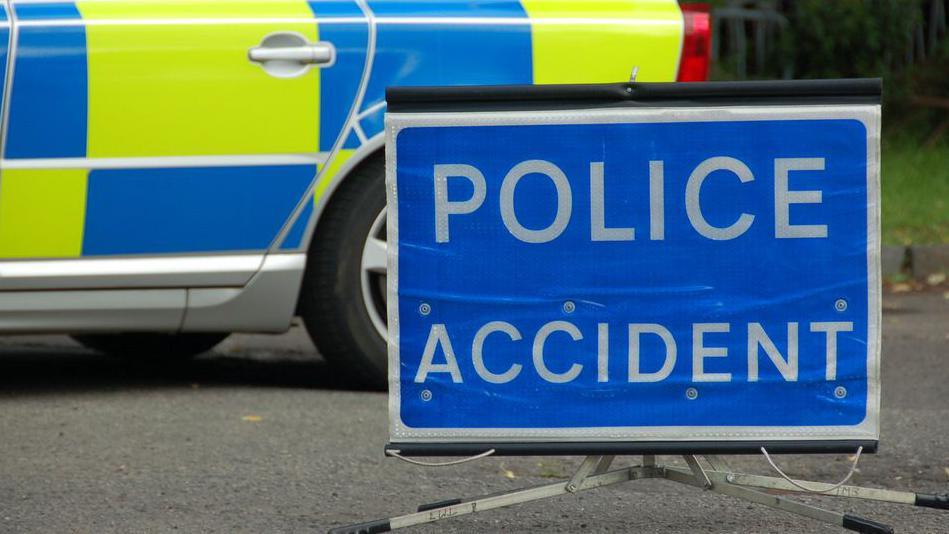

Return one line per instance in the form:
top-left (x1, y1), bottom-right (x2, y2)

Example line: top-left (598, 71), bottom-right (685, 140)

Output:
top-left (685, 157), bottom-right (755, 241)
top-left (433, 164), bottom-right (486, 244)
top-left (432, 157), bottom-right (828, 244)
top-left (590, 162), bottom-right (635, 241)
top-left (775, 158), bottom-right (828, 238)
top-left (501, 160), bottom-right (573, 244)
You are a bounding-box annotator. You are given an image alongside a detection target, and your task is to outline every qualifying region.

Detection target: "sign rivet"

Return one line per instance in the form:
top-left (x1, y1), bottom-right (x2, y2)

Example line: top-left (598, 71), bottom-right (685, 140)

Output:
top-left (686, 387), bottom-right (699, 400)
top-left (835, 299), bottom-right (848, 312)
top-left (419, 303), bottom-right (432, 316)
top-left (834, 386), bottom-right (847, 399)
top-left (421, 389), bottom-right (433, 401)
top-left (562, 301), bottom-right (576, 313)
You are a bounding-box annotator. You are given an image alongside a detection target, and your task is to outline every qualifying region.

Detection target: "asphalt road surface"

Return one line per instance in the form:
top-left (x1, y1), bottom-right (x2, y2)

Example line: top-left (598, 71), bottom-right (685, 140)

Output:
top-left (1, 292), bottom-right (947, 533)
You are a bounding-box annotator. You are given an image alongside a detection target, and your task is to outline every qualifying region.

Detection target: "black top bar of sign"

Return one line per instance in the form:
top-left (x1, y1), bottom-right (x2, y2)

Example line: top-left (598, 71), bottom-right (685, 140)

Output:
top-left (386, 79), bottom-right (882, 112)
top-left (386, 440), bottom-right (878, 457)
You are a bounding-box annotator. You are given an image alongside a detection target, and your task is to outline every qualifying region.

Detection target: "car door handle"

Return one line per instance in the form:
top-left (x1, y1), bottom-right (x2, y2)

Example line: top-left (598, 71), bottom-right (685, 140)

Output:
top-left (248, 44), bottom-right (334, 65)
top-left (249, 32), bottom-right (335, 78)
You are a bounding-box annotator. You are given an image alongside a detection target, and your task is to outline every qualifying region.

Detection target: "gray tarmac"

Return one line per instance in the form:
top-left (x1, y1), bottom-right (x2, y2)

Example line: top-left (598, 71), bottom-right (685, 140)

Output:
top-left (0, 291), bottom-right (947, 533)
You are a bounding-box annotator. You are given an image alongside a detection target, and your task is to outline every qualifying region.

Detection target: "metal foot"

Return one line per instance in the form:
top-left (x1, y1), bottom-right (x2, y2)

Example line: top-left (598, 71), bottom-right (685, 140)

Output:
top-left (328, 518), bottom-right (391, 534)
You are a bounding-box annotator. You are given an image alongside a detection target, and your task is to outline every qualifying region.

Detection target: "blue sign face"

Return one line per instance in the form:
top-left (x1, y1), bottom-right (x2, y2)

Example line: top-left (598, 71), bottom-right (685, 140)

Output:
top-left (388, 106), bottom-right (880, 443)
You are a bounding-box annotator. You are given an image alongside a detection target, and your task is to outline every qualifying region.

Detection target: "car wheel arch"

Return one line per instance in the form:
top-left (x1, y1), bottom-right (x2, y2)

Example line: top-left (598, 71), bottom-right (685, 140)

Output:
top-left (292, 136), bottom-right (385, 314)
top-left (309, 135), bottom-right (385, 249)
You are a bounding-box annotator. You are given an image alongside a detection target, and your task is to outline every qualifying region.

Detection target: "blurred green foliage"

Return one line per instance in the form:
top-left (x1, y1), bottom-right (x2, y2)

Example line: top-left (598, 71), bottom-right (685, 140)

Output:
top-left (710, 1), bottom-right (943, 102)
top-left (708, 1), bottom-right (948, 243)
top-left (781, 0), bottom-right (948, 134)
top-left (779, 0), bottom-right (920, 81)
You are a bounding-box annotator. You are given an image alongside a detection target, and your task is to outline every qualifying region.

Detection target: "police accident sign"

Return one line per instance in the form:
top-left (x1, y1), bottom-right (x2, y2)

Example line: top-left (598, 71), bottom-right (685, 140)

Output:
top-left (386, 82), bottom-right (882, 446)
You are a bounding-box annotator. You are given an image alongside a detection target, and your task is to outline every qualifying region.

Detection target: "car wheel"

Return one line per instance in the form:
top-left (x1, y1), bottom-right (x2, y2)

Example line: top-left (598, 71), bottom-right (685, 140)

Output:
top-left (299, 152), bottom-right (388, 389)
top-left (72, 333), bottom-right (229, 361)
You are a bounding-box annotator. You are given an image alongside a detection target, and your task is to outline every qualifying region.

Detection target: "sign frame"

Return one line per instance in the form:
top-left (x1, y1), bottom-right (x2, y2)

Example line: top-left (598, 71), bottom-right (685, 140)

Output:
top-left (384, 79), bottom-right (882, 456)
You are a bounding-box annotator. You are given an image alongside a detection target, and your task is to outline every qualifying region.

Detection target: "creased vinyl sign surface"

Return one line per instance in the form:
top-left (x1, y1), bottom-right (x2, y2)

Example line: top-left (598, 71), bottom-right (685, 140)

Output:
top-left (386, 105), bottom-right (881, 443)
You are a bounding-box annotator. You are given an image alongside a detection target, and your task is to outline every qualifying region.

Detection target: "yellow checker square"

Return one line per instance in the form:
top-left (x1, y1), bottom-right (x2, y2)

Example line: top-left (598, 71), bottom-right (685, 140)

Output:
top-left (521, 0), bottom-right (683, 84)
top-left (0, 169), bottom-right (88, 259)
top-left (77, 0), bottom-right (321, 158)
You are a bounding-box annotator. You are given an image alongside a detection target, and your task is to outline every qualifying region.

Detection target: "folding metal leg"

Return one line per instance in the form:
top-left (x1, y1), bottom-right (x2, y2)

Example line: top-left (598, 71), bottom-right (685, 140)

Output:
top-left (594, 455), bottom-right (615, 474)
top-left (722, 471), bottom-right (949, 510)
top-left (566, 455), bottom-right (603, 492)
top-left (702, 454), bottom-right (732, 472)
top-left (329, 457), bottom-right (662, 534)
top-left (691, 453), bottom-right (948, 511)
top-left (665, 464), bottom-right (895, 533)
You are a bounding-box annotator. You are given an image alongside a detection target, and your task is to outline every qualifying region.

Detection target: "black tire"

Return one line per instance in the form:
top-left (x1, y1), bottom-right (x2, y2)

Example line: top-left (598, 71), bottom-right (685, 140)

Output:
top-left (72, 333), bottom-right (228, 361)
top-left (299, 153), bottom-right (388, 389)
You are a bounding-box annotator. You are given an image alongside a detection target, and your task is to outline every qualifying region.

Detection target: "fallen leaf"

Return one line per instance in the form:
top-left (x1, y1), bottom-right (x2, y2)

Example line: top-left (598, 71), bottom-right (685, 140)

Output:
top-left (241, 415), bottom-right (263, 422)
top-left (502, 468), bottom-right (516, 480)
top-left (926, 272), bottom-right (946, 286)
top-left (944, 467), bottom-right (949, 481)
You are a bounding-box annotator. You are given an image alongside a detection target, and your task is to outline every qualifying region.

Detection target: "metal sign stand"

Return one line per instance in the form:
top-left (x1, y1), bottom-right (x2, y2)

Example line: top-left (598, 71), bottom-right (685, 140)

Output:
top-left (330, 454), bottom-right (948, 534)
top-left (357, 78), bottom-right (942, 534)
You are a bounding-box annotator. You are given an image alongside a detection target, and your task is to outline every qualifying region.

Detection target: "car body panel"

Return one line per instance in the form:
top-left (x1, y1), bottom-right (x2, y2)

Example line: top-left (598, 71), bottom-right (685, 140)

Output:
top-left (0, 0), bottom-right (684, 333)
top-left (0, 168), bottom-right (87, 259)
top-left (5, 2), bottom-right (87, 161)
top-left (77, 1), bottom-right (322, 159)
top-left (0, 0), bottom-right (368, 261)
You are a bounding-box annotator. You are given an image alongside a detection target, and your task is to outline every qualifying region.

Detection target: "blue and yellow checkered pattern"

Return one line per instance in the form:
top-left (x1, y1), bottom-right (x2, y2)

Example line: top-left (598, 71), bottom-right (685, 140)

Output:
top-left (0, 0), bottom-right (683, 259)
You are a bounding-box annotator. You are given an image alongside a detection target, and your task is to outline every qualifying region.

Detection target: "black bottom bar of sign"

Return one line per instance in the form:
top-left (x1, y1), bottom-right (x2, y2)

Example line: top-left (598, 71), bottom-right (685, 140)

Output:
top-left (385, 440), bottom-right (878, 457)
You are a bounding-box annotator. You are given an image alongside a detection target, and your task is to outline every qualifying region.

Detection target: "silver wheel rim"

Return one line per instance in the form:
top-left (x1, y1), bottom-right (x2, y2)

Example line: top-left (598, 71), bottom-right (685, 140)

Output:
top-left (361, 208), bottom-right (388, 341)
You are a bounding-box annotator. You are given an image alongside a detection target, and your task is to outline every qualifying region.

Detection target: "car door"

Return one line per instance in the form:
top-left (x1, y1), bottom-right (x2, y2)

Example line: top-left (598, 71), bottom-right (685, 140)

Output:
top-left (0, 0), bottom-right (367, 291)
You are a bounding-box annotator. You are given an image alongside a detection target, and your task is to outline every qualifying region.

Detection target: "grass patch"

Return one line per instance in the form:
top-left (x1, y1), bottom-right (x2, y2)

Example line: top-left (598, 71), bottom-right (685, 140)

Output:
top-left (881, 140), bottom-right (949, 245)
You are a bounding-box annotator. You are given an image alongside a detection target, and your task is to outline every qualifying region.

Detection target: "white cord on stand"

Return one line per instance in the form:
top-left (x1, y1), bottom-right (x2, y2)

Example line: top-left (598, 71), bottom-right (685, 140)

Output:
top-left (387, 449), bottom-right (496, 467)
top-left (760, 446), bottom-right (864, 493)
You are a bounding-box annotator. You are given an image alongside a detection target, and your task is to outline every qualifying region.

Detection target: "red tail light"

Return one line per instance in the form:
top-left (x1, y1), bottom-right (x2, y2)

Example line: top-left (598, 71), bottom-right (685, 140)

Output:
top-left (677, 3), bottom-right (711, 82)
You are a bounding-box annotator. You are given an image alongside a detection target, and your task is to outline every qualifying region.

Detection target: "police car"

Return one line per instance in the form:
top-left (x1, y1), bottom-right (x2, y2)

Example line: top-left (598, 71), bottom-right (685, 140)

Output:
top-left (0, 1), bottom-right (709, 387)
